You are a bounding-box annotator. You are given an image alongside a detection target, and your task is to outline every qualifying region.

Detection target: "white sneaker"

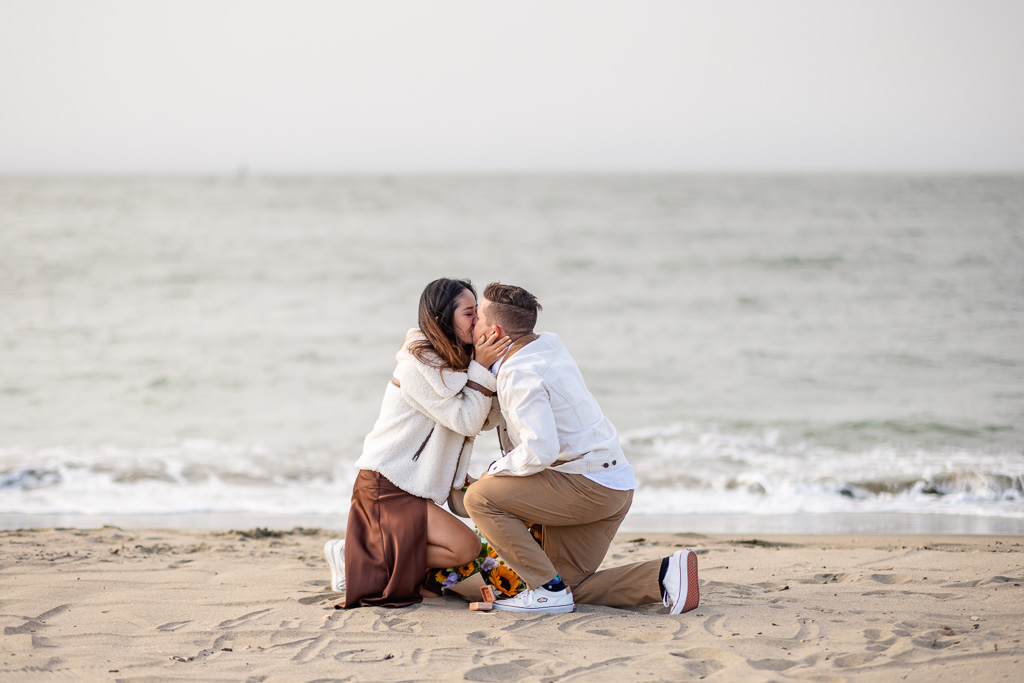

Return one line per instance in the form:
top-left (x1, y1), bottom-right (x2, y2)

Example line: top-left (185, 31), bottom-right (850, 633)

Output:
top-left (491, 587), bottom-right (575, 614)
top-left (324, 539), bottom-right (346, 592)
top-left (663, 549), bottom-right (699, 614)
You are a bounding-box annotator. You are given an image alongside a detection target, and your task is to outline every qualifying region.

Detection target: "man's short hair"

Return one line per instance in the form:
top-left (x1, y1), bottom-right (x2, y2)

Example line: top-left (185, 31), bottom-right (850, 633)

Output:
top-left (483, 282), bottom-right (542, 336)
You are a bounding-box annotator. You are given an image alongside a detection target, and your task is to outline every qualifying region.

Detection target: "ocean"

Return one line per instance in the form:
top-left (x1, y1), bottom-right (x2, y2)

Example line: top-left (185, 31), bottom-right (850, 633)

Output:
top-left (1, 175), bottom-right (1022, 533)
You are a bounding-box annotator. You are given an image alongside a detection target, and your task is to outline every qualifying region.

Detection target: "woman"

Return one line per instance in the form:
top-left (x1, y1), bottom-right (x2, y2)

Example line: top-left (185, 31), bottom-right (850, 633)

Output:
top-left (325, 278), bottom-right (511, 608)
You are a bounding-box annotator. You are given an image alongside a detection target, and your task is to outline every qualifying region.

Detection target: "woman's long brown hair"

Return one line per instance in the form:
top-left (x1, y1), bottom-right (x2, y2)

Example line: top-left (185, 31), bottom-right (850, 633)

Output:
top-left (407, 278), bottom-right (475, 371)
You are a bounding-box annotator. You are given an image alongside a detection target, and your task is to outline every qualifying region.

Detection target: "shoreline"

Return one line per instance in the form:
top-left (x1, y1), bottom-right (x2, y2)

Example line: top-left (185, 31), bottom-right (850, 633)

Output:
top-left (2, 528), bottom-right (1021, 681)
top-left (2, 511), bottom-right (1023, 535)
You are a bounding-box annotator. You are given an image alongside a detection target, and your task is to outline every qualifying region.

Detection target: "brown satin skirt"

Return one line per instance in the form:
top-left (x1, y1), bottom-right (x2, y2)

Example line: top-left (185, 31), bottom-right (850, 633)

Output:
top-left (343, 470), bottom-right (428, 608)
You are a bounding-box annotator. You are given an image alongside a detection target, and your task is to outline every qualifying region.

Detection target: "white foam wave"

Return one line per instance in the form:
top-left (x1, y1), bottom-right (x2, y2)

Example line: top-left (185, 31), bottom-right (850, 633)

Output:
top-left (0, 442), bottom-right (356, 516)
top-left (1, 428), bottom-right (1022, 518)
top-left (622, 424), bottom-right (1024, 517)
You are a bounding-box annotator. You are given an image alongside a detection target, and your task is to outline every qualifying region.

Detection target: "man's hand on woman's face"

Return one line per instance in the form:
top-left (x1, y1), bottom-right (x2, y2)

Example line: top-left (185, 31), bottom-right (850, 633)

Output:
top-left (474, 330), bottom-right (511, 368)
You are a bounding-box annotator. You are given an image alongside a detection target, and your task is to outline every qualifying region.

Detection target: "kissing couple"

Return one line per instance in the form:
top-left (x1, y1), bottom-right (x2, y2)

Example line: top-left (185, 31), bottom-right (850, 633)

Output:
top-left (324, 278), bottom-right (699, 614)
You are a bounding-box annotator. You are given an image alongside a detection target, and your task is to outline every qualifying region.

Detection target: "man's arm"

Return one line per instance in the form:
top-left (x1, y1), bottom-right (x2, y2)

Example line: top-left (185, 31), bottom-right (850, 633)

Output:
top-left (486, 369), bottom-right (560, 477)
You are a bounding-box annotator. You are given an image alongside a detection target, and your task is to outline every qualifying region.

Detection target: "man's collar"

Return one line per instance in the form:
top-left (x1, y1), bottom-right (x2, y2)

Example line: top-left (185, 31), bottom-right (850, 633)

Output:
top-left (494, 333), bottom-right (540, 375)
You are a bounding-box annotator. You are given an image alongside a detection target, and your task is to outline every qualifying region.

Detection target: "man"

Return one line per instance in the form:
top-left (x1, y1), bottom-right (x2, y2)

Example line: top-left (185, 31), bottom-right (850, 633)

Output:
top-left (464, 282), bottom-right (699, 614)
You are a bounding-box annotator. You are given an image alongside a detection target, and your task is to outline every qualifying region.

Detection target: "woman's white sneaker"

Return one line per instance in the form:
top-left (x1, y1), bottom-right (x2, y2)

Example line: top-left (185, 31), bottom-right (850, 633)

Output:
top-left (663, 549), bottom-right (700, 614)
top-left (491, 587), bottom-right (575, 613)
top-left (324, 539), bottom-right (346, 592)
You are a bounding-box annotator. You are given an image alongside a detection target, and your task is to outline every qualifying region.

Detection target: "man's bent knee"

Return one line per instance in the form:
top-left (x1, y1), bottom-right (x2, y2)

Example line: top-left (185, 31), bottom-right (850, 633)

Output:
top-left (463, 479), bottom-right (499, 517)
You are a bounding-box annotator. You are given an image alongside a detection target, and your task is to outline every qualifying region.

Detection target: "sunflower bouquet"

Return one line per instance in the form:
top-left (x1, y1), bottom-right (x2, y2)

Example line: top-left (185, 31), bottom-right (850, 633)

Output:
top-left (423, 525), bottom-right (542, 597)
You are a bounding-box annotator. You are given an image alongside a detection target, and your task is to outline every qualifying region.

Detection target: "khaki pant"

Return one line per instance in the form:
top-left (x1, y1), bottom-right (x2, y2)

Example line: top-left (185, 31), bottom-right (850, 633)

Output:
top-left (464, 469), bottom-right (662, 607)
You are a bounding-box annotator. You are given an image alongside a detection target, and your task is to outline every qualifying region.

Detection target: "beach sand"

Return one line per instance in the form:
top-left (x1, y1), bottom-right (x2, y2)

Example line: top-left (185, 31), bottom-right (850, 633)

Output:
top-left (1, 528), bottom-right (1021, 682)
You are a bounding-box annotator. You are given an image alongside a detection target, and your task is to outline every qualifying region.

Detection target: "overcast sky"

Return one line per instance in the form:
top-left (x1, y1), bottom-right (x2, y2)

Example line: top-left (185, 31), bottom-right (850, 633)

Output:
top-left (1, 1), bottom-right (1022, 173)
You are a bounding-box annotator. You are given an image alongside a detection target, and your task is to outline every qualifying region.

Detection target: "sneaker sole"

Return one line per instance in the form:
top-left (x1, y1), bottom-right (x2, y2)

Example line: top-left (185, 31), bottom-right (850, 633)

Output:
top-left (491, 603), bottom-right (576, 614)
top-left (683, 549), bottom-right (700, 613)
top-left (669, 549), bottom-right (700, 615)
top-left (324, 539), bottom-right (346, 592)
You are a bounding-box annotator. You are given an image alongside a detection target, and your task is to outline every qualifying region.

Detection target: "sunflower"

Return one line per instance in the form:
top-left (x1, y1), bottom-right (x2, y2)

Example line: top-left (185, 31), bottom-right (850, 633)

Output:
top-left (457, 562), bottom-right (475, 578)
top-left (487, 564), bottom-right (521, 597)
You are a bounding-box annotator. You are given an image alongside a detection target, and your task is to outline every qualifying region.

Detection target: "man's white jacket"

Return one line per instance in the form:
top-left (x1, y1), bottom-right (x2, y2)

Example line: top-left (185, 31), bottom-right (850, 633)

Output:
top-left (486, 332), bottom-right (629, 478)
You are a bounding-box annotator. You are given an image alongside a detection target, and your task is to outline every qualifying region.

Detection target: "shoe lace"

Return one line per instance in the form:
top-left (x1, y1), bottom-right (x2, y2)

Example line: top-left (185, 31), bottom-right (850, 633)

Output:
top-left (518, 590), bottom-right (539, 607)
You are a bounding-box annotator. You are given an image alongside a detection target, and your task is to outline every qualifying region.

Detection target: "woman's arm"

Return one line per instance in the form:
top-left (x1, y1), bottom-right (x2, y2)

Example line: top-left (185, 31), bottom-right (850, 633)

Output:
top-left (393, 331), bottom-right (509, 437)
top-left (395, 359), bottom-right (497, 437)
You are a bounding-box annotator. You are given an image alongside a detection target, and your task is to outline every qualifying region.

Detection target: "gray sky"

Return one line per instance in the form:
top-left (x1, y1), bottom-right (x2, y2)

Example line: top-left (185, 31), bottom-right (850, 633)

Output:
top-left (1, 0), bottom-right (1022, 173)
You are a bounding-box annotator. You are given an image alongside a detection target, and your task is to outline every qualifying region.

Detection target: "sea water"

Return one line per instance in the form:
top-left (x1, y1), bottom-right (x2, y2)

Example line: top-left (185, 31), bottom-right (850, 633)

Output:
top-left (1, 175), bottom-right (1022, 531)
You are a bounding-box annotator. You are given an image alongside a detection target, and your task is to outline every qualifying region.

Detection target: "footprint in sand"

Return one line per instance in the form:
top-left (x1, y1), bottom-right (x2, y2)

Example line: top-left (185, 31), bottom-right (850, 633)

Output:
top-left (297, 595), bottom-right (336, 606)
top-left (670, 655), bottom-right (726, 677)
top-left (862, 627), bottom-right (900, 652)
top-left (799, 572), bottom-right (848, 584)
top-left (831, 652), bottom-right (880, 668)
top-left (793, 617), bottom-right (821, 641)
top-left (977, 575), bottom-right (1024, 586)
top-left (747, 657), bottom-right (798, 671)
top-left (410, 646), bottom-right (475, 668)
top-left (3, 605), bottom-right (72, 636)
top-left (704, 580), bottom-right (756, 597)
top-left (910, 630), bottom-right (960, 650)
top-left (672, 647), bottom-right (741, 676)
top-left (261, 634), bottom-right (319, 660)
top-left (463, 661), bottom-right (533, 682)
top-left (6, 656), bottom-right (63, 674)
top-left (497, 655), bottom-right (637, 681)
top-left (496, 616), bottom-right (545, 633)
top-left (556, 613), bottom-right (683, 643)
top-left (889, 620), bottom-right (925, 638)
top-left (217, 608), bottom-right (272, 629)
top-left (157, 621), bottom-right (191, 632)
top-left (333, 648), bottom-right (404, 663)
top-left (29, 635), bottom-right (58, 649)
top-left (753, 580), bottom-right (794, 594)
top-left (379, 615), bottom-right (421, 634)
top-left (466, 630), bottom-right (510, 647)
top-left (864, 573), bottom-right (911, 585)
top-left (592, 627), bottom-right (670, 643)
top-left (702, 613), bottom-right (732, 637)
top-left (288, 634), bottom-right (333, 662)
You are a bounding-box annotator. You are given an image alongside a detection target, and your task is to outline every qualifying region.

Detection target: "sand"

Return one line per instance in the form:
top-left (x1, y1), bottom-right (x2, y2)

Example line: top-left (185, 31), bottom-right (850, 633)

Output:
top-left (1, 528), bottom-right (1022, 682)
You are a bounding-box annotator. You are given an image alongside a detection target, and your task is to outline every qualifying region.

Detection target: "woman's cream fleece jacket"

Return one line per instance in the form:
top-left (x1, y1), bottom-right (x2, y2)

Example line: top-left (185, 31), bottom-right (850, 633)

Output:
top-left (354, 329), bottom-right (499, 505)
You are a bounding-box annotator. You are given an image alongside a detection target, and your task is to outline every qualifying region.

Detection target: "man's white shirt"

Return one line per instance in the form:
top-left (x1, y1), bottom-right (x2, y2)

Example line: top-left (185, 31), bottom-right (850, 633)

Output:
top-left (488, 333), bottom-right (637, 491)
